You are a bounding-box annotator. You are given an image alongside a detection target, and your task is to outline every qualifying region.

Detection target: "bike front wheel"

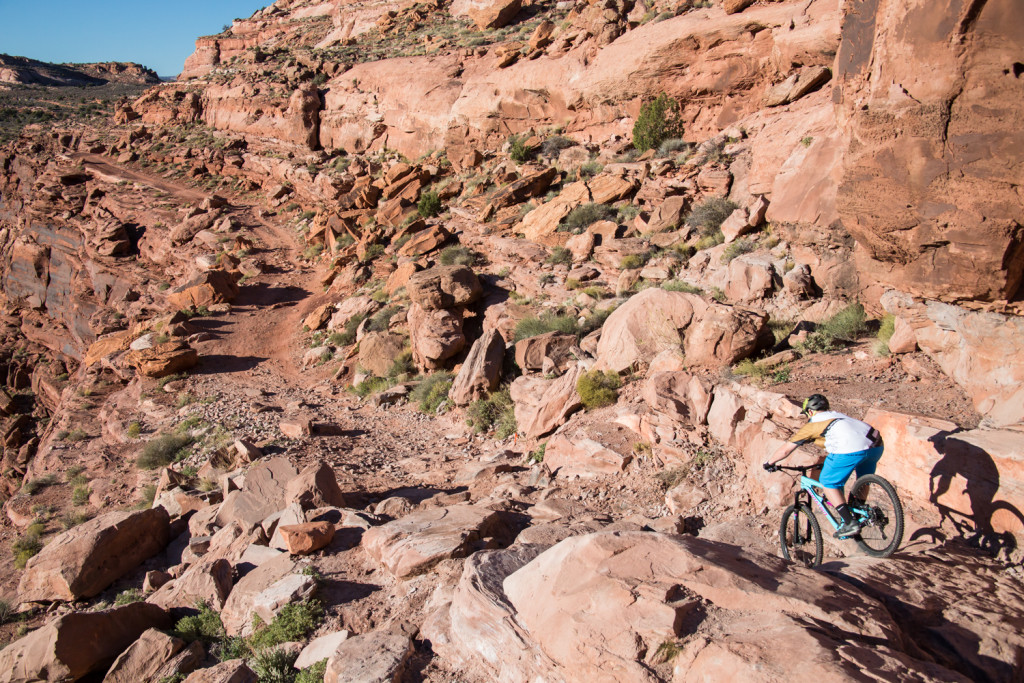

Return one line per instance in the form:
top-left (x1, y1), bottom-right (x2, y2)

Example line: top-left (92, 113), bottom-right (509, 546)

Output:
top-left (780, 503), bottom-right (823, 568)
top-left (849, 473), bottom-right (904, 558)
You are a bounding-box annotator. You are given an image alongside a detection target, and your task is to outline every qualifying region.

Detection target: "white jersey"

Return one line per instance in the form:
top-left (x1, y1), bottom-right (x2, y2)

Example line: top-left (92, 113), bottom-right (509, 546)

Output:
top-left (789, 410), bottom-right (879, 455)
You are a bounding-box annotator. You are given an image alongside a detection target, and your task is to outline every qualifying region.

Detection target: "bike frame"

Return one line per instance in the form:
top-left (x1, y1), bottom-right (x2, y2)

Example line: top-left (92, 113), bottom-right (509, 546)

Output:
top-left (796, 475), bottom-right (841, 531)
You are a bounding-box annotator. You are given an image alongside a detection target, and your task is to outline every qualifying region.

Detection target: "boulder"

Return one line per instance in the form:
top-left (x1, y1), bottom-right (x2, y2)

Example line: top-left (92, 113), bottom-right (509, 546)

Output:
top-left (386, 261), bottom-right (419, 295)
top-left (362, 504), bottom-right (511, 579)
top-left (397, 225), bottom-right (450, 257)
top-left (251, 573), bottom-right (318, 626)
top-left (642, 371), bottom-right (713, 425)
top-left (19, 508), bottom-right (170, 602)
top-left (221, 554), bottom-right (301, 636)
top-left (285, 463), bottom-right (347, 510)
top-left (407, 303), bottom-right (466, 370)
top-left (719, 208), bottom-right (755, 243)
top-left (126, 340), bottom-right (199, 378)
top-left (327, 296), bottom-right (378, 332)
top-left (0, 603), bottom-right (171, 682)
top-left (296, 630), bottom-right (350, 670)
top-left (449, 329), bottom-right (506, 405)
top-left (723, 256), bottom-right (776, 303)
top-left (545, 432), bottom-right (632, 478)
top-left (565, 231), bottom-right (596, 261)
top-left (514, 332), bottom-right (577, 373)
top-left (595, 289), bottom-right (767, 373)
top-left (645, 195), bottom-right (688, 234)
top-left (886, 316), bottom-right (917, 354)
top-left (722, 0), bottom-right (754, 13)
top-left (102, 628), bottom-right (195, 683)
top-left (302, 303), bottom-right (334, 331)
top-left (881, 291), bottom-right (1024, 426)
top-left (324, 632), bottom-right (413, 683)
top-left (764, 65), bottom-right (831, 106)
top-left (509, 364), bottom-right (585, 438)
top-left (183, 660), bottom-right (257, 683)
top-left (166, 270), bottom-right (238, 309)
top-left (358, 332), bottom-right (407, 376)
top-left (479, 167), bottom-right (558, 221)
top-left (279, 521), bottom-right (335, 555)
top-left (147, 558), bottom-right (233, 611)
top-left (216, 457), bottom-right (299, 528)
top-left (406, 265), bottom-right (482, 310)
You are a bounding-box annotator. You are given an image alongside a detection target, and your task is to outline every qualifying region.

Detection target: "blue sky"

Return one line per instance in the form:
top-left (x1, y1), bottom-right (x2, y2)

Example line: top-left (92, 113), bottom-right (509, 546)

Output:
top-left (0, 1), bottom-right (271, 77)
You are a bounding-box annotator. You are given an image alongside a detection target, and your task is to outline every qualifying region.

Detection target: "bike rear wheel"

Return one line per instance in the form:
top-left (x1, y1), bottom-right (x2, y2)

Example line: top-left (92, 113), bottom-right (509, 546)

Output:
top-left (849, 473), bottom-right (904, 557)
top-left (780, 503), bottom-right (823, 568)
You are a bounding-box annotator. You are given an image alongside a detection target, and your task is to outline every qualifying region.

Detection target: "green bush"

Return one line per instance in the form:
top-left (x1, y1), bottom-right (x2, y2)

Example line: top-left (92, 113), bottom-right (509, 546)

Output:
top-left (798, 303), bottom-right (868, 354)
top-left (617, 204), bottom-right (641, 223)
top-left (467, 388), bottom-right (517, 438)
top-left (632, 93), bottom-right (684, 152)
top-left (657, 138), bottom-right (691, 157)
top-left (359, 243), bottom-right (385, 263)
top-left (561, 203), bottom-right (615, 232)
top-left (12, 532), bottom-right (43, 569)
top-left (439, 245), bottom-right (476, 266)
top-left (694, 231), bottom-right (724, 251)
top-left (295, 660), bottom-right (328, 683)
top-left (545, 247), bottom-right (572, 265)
top-left (409, 373), bottom-right (454, 413)
top-left (578, 306), bottom-right (615, 339)
top-left (387, 351), bottom-right (415, 379)
top-left (114, 588), bottom-right (144, 606)
top-left (576, 370), bottom-right (622, 410)
top-left (662, 280), bottom-right (703, 294)
top-left (248, 600), bottom-right (324, 651)
top-left (540, 135), bottom-right (576, 157)
top-left (579, 161), bottom-right (604, 178)
top-left (71, 485), bottom-right (91, 506)
top-left (875, 314), bottom-right (895, 355)
top-left (508, 134), bottom-right (531, 162)
top-left (721, 237), bottom-right (756, 263)
top-left (513, 313), bottom-right (579, 342)
top-left (620, 253), bottom-right (649, 270)
top-left (335, 313), bottom-right (367, 346)
top-left (22, 474), bottom-right (57, 495)
top-left (352, 376), bottom-right (390, 398)
top-left (529, 442), bottom-right (547, 463)
top-left (366, 306), bottom-right (401, 332)
top-left (174, 601), bottom-right (226, 643)
top-left (417, 190), bottom-right (442, 218)
top-left (251, 649), bottom-right (299, 683)
top-left (686, 197), bottom-right (737, 236)
top-left (136, 433), bottom-right (194, 470)
top-left (126, 421), bottom-right (142, 439)
top-left (0, 598), bottom-right (15, 625)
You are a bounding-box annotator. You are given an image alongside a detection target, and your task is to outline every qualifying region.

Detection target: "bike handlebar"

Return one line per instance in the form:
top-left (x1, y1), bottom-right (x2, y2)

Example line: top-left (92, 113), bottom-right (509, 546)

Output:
top-left (773, 464), bottom-right (819, 473)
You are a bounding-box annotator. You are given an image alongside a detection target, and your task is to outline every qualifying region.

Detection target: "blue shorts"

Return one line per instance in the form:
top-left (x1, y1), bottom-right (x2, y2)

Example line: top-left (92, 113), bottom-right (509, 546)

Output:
top-left (819, 446), bottom-right (883, 489)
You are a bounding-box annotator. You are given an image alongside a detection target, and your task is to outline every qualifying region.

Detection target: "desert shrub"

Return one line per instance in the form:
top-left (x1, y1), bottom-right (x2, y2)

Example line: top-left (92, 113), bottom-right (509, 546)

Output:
top-left (126, 421), bottom-right (142, 439)
top-left (620, 253), bottom-right (649, 270)
top-left (508, 134), bottom-right (531, 162)
top-left (366, 306), bottom-right (401, 332)
top-left (248, 600), bottom-right (324, 651)
top-left (733, 359), bottom-right (790, 387)
top-left (513, 313), bottom-right (579, 342)
top-left (657, 138), bottom-right (691, 157)
top-left (136, 433), bottom-right (194, 470)
top-left (545, 247), bottom-right (572, 265)
top-left (114, 588), bottom-right (144, 606)
top-left (561, 203), bottom-right (614, 232)
top-left (352, 376), bottom-right (390, 398)
top-left (694, 231), bottom-right (724, 251)
top-left (59, 511), bottom-right (90, 530)
top-left (12, 532), bottom-right (43, 569)
top-left (581, 286), bottom-right (610, 299)
top-left (875, 313), bottom-right (895, 355)
top-left (632, 93), bottom-right (684, 152)
top-left (467, 388), bottom-right (516, 438)
top-left (336, 313), bottom-right (367, 346)
top-left (409, 373), bottom-right (454, 413)
top-left (295, 660), bottom-right (328, 683)
top-left (662, 280), bottom-right (702, 294)
top-left (359, 243), bottom-right (385, 263)
top-left (0, 598), bottom-right (14, 625)
top-left (302, 244), bottom-right (323, 261)
top-left (768, 317), bottom-right (796, 345)
top-left (251, 649), bottom-right (299, 683)
top-left (578, 306), bottom-right (615, 338)
top-left (174, 601), bottom-right (225, 643)
top-left (417, 190), bottom-right (442, 218)
top-left (576, 370), bottom-right (622, 410)
top-left (721, 237), bottom-right (755, 263)
top-left (798, 303), bottom-right (867, 354)
top-left (22, 474), bottom-right (57, 495)
top-left (617, 204), bottom-right (641, 223)
top-left (71, 485), bottom-right (91, 506)
top-left (136, 484), bottom-right (157, 510)
top-left (439, 245), bottom-right (476, 266)
top-left (540, 135), bottom-right (576, 157)
top-left (579, 161), bottom-right (604, 178)
top-left (686, 197), bottom-right (737, 236)
top-left (529, 441), bottom-right (547, 463)
top-left (387, 351), bottom-right (415, 379)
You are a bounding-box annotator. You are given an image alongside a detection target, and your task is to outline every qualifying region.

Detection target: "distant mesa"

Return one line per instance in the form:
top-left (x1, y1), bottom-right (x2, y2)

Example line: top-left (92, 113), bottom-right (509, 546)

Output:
top-left (0, 53), bottom-right (161, 87)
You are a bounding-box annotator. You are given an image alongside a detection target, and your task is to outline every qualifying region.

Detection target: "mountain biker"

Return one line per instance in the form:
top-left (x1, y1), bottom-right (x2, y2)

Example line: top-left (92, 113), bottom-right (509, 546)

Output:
top-left (763, 394), bottom-right (883, 538)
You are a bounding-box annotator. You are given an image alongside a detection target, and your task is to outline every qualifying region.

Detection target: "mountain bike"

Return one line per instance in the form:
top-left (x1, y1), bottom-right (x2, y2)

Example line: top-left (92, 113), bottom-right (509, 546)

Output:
top-left (770, 464), bottom-right (904, 568)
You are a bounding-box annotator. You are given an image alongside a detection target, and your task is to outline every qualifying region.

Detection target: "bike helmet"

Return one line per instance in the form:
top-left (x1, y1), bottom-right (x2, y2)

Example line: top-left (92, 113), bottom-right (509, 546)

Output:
top-left (801, 393), bottom-right (829, 415)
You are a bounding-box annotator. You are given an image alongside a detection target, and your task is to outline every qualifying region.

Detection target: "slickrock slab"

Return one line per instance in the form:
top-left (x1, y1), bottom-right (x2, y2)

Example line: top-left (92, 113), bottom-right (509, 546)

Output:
top-left (544, 432), bottom-right (632, 478)
top-left (251, 573), bottom-right (318, 625)
top-left (361, 504), bottom-right (510, 578)
top-left (509, 365), bottom-right (584, 439)
top-left (0, 603), bottom-right (171, 682)
top-left (324, 632), bottom-right (413, 683)
top-left (220, 554), bottom-right (301, 636)
top-left (148, 558), bottom-right (233, 611)
top-left (18, 507), bottom-right (170, 602)
top-left (295, 630), bottom-right (350, 669)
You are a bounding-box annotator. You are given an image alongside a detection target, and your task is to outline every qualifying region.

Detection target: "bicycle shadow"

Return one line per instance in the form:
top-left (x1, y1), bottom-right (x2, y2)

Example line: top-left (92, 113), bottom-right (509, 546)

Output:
top-left (908, 430), bottom-right (1024, 561)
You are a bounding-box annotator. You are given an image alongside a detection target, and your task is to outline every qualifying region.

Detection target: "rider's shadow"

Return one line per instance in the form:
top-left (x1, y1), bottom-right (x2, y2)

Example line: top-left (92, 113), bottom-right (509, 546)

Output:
top-left (909, 430), bottom-right (1024, 560)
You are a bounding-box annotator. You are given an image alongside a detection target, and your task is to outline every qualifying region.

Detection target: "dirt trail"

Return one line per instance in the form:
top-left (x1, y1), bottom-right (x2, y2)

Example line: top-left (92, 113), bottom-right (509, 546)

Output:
top-left (72, 153), bottom-right (209, 202)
